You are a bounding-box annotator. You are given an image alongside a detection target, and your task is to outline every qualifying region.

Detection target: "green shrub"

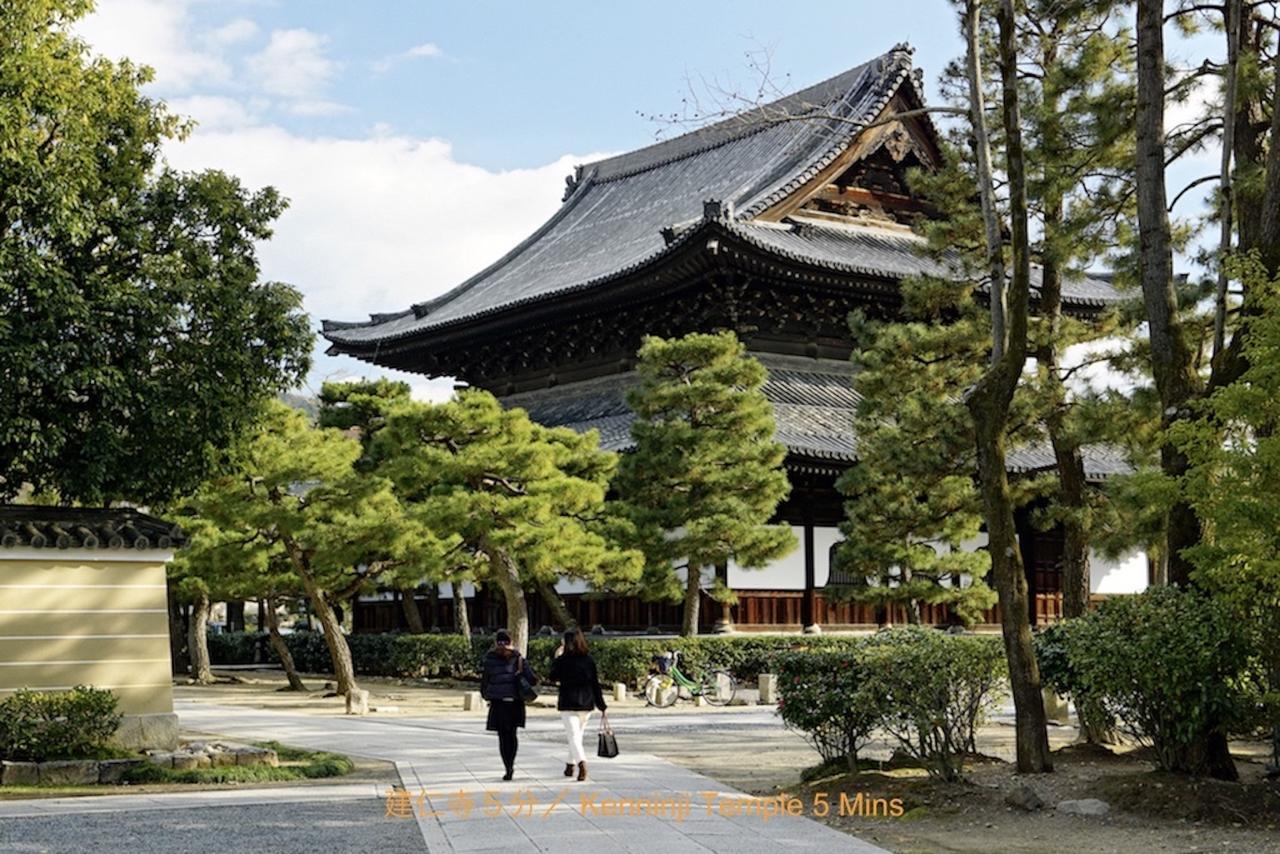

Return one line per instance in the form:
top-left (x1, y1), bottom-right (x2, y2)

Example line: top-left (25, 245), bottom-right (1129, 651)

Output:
top-left (0, 686), bottom-right (122, 761)
top-left (859, 628), bottom-right (1006, 782)
top-left (207, 631), bottom-right (267, 665)
top-left (1056, 587), bottom-right (1258, 775)
top-left (776, 650), bottom-right (877, 770)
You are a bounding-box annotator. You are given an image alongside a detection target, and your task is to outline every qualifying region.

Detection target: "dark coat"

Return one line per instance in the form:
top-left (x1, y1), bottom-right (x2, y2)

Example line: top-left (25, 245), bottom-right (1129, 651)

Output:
top-left (480, 648), bottom-right (538, 731)
top-left (549, 652), bottom-right (607, 712)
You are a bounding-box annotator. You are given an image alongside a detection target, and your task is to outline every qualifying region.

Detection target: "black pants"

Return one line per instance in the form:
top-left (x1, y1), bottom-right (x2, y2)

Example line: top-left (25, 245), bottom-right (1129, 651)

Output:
top-left (497, 727), bottom-right (518, 771)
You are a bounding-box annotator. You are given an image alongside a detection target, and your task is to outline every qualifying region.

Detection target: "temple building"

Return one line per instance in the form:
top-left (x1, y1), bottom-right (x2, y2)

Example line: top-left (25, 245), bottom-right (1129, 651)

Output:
top-left (324, 44), bottom-right (1148, 633)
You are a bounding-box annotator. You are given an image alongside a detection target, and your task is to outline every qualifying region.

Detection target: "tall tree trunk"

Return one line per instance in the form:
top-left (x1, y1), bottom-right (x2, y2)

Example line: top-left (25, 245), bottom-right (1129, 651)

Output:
top-left (964, 0), bottom-right (1053, 774)
top-left (681, 566), bottom-right (703, 637)
top-left (265, 597), bottom-right (307, 691)
top-left (1136, 0), bottom-right (1203, 588)
top-left (484, 543), bottom-right (530, 655)
top-left (451, 580), bottom-right (471, 636)
top-left (1034, 36), bottom-right (1092, 624)
top-left (535, 577), bottom-right (575, 629)
top-left (187, 591), bottom-right (215, 685)
top-left (167, 587), bottom-right (189, 676)
top-left (284, 541), bottom-right (359, 696)
top-left (398, 586), bottom-right (425, 633)
top-left (1212, 0), bottom-right (1242, 359)
top-left (901, 561), bottom-right (922, 625)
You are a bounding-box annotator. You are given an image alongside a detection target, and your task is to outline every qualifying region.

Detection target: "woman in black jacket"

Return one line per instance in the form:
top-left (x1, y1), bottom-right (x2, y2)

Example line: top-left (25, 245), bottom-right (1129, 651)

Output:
top-left (479, 629), bottom-right (538, 781)
top-left (549, 627), bottom-right (607, 781)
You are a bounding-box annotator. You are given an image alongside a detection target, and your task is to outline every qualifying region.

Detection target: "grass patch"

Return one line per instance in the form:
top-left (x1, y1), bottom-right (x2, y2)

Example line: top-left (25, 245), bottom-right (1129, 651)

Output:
top-left (121, 744), bottom-right (353, 785)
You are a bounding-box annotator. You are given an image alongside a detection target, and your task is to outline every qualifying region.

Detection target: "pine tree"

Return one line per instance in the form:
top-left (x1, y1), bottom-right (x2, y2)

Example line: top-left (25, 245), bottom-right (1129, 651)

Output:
top-left (183, 401), bottom-right (423, 701)
top-left (375, 391), bottom-right (642, 655)
top-left (832, 295), bottom-right (997, 627)
top-left (614, 332), bottom-right (795, 636)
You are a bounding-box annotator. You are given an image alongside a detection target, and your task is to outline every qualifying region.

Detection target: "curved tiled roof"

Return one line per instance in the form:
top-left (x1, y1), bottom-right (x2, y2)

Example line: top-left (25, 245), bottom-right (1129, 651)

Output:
top-left (0, 506), bottom-right (186, 551)
top-left (322, 45), bottom-right (935, 348)
top-left (503, 353), bottom-right (1128, 479)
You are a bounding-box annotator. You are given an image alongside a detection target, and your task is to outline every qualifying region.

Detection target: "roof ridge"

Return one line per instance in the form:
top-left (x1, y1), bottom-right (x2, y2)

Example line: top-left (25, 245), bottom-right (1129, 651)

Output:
top-left (583, 44), bottom-right (915, 186)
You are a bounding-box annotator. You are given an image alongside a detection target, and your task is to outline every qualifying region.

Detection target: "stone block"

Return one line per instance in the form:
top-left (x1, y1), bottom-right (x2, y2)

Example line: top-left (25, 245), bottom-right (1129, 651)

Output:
top-left (462, 691), bottom-right (484, 712)
top-left (234, 748), bottom-right (268, 767)
top-left (1004, 783), bottom-right (1044, 812)
top-left (1057, 798), bottom-right (1110, 816)
top-left (345, 689), bottom-right (370, 716)
top-left (261, 749), bottom-right (279, 768)
top-left (210, 750), bottom-right (237, 768)
top-left (111, 713), bottom-right (179, 752)
top-left (145, 752), bottom-right (174, 767)
top-left (194, 755), bottom-right (212, 769)
top-left (38, 760), bottom-right (99, 786)
top-left (757, 673), bottom-right (778, 706)
top-left (171, 752), bottom-right (199, 771)
top-left (0, 761), bottom-right (39, 786)
top-left (612, 683), bottom-right (627, 702)
top-left (98, 759), bottom-right (144, 785)
top-left (1042, 688), bottom-right (1071, 725)
top-left (693, 695), bottom-right (706, 707)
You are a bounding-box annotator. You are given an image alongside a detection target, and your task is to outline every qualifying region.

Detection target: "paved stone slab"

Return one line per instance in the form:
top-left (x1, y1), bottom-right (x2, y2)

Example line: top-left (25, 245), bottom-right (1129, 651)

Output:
top-left (177, 701), bottom-right (888, 854)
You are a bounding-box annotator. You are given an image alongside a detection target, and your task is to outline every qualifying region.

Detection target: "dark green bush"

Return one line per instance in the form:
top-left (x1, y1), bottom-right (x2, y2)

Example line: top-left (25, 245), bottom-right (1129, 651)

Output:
top-left (1055, 587), bottom-right (1259, 775)
top-left (776, 650), bottom-right (877, 770)
top-left (0, 686), bottom-right (122, 761)
top-left (860, 628), bottom-right (1006, 781)
top-left (207, 631), bottom-right (267, 665)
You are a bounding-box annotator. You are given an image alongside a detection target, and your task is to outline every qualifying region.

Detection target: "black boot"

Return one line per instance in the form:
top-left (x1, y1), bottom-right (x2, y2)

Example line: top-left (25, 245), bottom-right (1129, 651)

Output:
top-left (502, 765), bottom-right (514, 781)
top-left (577, 761), bottom-right (587, 782)
top-left (564, 763), bottom-right (575, 777)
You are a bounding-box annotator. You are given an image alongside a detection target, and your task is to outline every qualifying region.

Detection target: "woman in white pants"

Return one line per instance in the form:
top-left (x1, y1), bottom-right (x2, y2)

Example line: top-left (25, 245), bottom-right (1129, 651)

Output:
top-left (549, 627), bottom-right (607, 781)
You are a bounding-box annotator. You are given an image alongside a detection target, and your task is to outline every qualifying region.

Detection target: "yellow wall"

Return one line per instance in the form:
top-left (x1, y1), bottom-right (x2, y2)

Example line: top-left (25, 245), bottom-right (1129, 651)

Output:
top-left (0, 555), bottom-right (174, 715)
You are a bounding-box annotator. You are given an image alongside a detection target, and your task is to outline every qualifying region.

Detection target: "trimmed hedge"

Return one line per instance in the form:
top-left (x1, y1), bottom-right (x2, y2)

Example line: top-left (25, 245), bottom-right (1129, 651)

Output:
top-left (208, 630), bottom-right (866, 686)
top-left (0, 686), bottom-right (122, 762)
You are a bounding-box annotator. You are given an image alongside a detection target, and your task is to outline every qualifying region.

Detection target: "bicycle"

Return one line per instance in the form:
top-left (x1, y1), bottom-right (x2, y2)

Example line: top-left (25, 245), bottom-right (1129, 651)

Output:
top-left (642, 650), bottom-right (736, 707)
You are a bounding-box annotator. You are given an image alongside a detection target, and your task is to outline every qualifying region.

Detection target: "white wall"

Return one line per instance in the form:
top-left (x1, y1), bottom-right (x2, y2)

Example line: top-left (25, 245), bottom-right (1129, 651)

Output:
top-left (1090, 549), bottom-right (1149, 594)
top-left (725, 524), bottom-right (841, 590)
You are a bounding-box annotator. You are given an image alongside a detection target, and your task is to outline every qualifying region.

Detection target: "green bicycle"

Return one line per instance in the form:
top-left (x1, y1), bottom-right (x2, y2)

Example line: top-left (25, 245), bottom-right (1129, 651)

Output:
top-left (642, 650), bottom-right (736, 707)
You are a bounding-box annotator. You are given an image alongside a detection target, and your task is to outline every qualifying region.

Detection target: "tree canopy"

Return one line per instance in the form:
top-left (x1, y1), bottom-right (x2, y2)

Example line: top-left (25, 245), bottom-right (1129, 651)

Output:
top-left (613, 331), bottom-right (795, 636)
top-left (0, 0), bottom-right (312, 505)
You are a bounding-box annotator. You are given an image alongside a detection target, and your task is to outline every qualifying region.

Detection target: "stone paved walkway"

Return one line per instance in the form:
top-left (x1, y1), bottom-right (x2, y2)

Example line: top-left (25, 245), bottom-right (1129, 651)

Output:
top-left (0, 701), bottom-right (886, 853)
top-left (183, 701), bottom-right (885, 853)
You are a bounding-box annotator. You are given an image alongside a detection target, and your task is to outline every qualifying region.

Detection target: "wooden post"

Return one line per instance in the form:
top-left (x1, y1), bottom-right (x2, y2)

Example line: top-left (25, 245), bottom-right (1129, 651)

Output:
top-left (801, 511), bottom-right (819, 633)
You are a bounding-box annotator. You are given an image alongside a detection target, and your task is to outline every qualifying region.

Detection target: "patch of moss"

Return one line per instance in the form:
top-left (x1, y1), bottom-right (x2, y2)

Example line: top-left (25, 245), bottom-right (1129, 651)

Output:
top-left (121, 746), bottom-right (353, 785)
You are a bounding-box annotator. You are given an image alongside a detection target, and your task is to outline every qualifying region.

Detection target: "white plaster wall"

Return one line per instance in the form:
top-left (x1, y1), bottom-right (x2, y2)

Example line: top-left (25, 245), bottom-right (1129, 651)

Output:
top-left (724, 524), bottom-right (841, 590)
top-left (1090, 549), bottom-right (1149, 594)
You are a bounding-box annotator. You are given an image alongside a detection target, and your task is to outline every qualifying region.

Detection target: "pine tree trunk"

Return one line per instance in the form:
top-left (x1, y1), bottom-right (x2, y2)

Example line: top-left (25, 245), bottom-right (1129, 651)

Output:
top-left (962, 0), bottom-right (1053, 774)
top-left (187, 591), bottom-right (215, 685)
top-left (452, 581), bottom-right (471, 636)
top-left (284, 541), bottom-right (359, 696)
top-left (535, 577), bottom-right (575, 629)
top-left (265, 597), bottom-right (307, 691)
top-left (309, 590), bottom-right (358, 697)
top-left (399, 586), bottom-right (425, 633)
top-left (1136, 0), bottom-right (1203, 588)
top-left (681, 566), bottom-right (703, 637)
top-left (484, 543), bottom-right (530, 655)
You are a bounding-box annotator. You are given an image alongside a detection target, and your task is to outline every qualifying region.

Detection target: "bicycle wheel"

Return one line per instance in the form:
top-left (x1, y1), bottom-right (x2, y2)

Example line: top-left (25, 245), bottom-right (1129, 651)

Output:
top-left (700, 669), bottom-right (736, 706)
top-left (643, 674), bottom-right (679, 708)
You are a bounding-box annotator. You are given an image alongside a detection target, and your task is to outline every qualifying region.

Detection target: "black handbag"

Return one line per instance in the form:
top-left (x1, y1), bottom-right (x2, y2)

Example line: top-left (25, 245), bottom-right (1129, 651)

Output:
top-left (516, 654), bottom-right (538, 704)
top-left (597, 712), bottom-right (619, 758)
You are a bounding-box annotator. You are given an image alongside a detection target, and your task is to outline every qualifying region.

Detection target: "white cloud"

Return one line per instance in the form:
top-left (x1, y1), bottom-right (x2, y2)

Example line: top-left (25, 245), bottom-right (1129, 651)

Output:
top-left (77, 0), bottom-right (231, 92)
top-left (163, 124), bottom-right (609, 385)
top-left (208, 18), bottom-right (259, 47)
top-left (372, 42), bottom-right (445, 74)
top-left (286, 99), bottom-right (353, 117)
top-left (247, 29), bottom-right (339, 99)
top-left (167, 95), bottom-right (257, 130)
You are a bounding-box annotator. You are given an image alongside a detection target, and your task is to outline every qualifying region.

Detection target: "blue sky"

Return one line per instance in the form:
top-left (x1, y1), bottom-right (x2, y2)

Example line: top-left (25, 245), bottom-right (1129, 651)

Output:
top-left (77, 1), bottom-right (1221, 399)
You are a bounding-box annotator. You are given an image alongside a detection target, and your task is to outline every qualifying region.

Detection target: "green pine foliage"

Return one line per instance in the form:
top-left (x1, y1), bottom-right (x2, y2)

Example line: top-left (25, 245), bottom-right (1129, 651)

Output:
top-left (831, 287), bottom-right (997, 627)
top-left (375, 390), bottom-right (642, 653)
top-left (613, 332), bottom-right (795, 635)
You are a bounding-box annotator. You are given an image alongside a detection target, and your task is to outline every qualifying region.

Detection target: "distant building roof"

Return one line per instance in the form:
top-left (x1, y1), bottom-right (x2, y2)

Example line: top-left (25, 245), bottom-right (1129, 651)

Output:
top-left (0, 506), bottom-right (186, 551)
top-left (324, 44), bottom-right (1118, 356)
top-left (502, 353), bottom-right (1129, 480)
